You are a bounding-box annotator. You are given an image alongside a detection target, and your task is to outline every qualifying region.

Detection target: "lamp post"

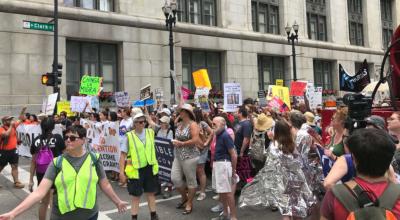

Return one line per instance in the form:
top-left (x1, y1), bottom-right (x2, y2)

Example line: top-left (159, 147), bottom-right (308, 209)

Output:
top-left (285, 21), bottom-right (299, 81)
top-left (162, 0), bottom-right (177, 104)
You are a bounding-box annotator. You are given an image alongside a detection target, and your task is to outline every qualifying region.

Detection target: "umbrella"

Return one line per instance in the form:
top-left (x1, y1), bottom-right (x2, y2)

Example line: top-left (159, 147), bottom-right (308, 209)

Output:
top-left (362, 81), bottom-right (389, 94)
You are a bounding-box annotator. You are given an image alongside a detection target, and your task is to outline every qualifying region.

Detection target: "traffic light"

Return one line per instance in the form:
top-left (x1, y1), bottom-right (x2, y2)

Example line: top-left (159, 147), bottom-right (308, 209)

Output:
top-left (55, 63), bottom-right (62, 86)
top-left (41, 73), bottom-right (55, 86)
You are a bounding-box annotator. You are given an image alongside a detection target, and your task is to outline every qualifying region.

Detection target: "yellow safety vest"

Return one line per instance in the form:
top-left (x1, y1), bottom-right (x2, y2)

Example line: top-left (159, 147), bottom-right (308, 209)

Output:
top-left (53, 153), bottom-right (99, 214)
top-left (125, 129), bottom-right (159, 179)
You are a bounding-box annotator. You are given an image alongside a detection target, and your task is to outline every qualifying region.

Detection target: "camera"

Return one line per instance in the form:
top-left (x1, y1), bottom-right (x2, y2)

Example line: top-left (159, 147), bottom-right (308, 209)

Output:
top-left (342, 93), bottom-right (373, 131)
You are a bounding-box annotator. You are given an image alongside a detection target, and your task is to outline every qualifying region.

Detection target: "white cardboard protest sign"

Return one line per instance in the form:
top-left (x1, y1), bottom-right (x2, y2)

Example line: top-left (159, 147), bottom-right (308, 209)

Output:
top-left (16, 124), bottom-right (42, 157)
top-left (42, 93), bottom-right (58, 116)
top-left (223, 83), bottom-right (242, 112)
top-left (114, 92), bottom-right (130, 107)
top-left (70, 96), bottom-right (98, 112)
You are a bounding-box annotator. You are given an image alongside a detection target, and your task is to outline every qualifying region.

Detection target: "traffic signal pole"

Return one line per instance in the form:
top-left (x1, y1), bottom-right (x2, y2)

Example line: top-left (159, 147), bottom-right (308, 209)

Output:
top-left (52, 0), bottom-right (59, 100)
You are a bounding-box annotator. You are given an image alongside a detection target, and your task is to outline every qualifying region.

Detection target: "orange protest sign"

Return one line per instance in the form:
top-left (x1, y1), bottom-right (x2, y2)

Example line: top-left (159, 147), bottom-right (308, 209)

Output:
top-left (192, 69), bottom-right (212, 89)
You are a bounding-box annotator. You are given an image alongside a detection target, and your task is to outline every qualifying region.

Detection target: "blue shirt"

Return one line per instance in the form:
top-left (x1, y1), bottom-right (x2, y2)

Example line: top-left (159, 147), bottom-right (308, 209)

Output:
top-left (214, 130), bottom-right (235, 161)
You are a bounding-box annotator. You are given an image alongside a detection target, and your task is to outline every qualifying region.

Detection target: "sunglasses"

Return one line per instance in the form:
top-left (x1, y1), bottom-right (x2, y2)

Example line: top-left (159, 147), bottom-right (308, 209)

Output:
top-left (64, 135), bottom-right (80, 142)
top-left (135, 120), bottom-right (146, 124)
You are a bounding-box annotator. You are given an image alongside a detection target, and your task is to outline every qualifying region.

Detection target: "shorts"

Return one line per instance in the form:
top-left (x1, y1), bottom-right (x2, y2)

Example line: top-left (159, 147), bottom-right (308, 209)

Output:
top-left (127, 165), bottom-right (159, 197)
top-left (36, 172), bottom-right (45, 185)
top-left (171, 157), bottom-right (199, 188)
top-left (212, 161), bottom-right (234, 193)
top-left (0, 149), bottom-right (19, 167)
top-left (197, 149), bottom-right (209, 164)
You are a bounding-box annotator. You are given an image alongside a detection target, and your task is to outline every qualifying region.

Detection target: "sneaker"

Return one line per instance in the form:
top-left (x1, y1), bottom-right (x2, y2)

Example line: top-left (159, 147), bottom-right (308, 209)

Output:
top-left (210, 203), bottom-right (223, 213)
top-left (197, 192), bottom-right (206, 201)
top-left (212, 194), bottom-right (220, 200)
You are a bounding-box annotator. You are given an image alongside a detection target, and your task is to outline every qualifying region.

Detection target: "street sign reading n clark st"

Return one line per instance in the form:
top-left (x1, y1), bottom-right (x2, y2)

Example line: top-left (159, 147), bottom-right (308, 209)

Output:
top-left (23, 20), bottom-right (54, 32)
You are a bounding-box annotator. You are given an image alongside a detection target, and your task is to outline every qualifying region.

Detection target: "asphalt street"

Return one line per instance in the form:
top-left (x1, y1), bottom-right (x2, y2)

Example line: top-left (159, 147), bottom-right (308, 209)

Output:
top-left (0, 157), bottom-right (305, 220)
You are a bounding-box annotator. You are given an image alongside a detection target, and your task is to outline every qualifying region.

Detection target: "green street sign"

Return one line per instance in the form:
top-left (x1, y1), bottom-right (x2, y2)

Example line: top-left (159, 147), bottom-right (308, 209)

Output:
top-left (23, 20), bottom-right (54, 32)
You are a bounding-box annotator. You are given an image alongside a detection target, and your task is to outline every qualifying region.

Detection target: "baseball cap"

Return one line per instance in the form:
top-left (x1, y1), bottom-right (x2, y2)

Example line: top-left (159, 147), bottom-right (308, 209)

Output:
top-left (366, 115), bottom-right (386, 130)
top-left (159, 116), bottom-right (170, 124)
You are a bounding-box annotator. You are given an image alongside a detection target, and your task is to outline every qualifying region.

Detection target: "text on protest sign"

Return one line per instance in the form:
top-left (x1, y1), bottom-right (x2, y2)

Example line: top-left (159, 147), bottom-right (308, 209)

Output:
top-left (57, 101), bottom-right (74, 117)
top-left (17, 124), bottom-right (42, 157)
top-left (114, 92), bottom-right (130, 107)
top-left (79, 75), bottom-right (102, 96)
top-left (223, 83), bottom-right (242, 112)
top-left (155, 137), bottom-right (174, 183)
top-left (42, 93), bottom-right (58, 116)
top-left (93, 121), bottom-right (120, 172)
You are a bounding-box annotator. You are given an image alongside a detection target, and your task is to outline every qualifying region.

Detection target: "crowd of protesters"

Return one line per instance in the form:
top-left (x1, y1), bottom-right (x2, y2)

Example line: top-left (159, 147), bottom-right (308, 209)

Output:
top-left (0, 97), bottom-right (399, 220)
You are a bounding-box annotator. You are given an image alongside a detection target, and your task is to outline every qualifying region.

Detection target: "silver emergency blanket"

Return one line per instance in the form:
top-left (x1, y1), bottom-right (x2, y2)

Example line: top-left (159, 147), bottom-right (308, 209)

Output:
top-left (239, 141), bottom-right (317, 218)
top-left (296, 124), bottom-right (324, 196)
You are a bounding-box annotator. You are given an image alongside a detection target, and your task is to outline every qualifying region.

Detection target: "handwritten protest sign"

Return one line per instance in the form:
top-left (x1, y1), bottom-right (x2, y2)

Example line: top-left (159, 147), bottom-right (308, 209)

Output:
top-left (114, 92), bottom-right (130, 107)
top-left (193, 69), bottom-right (212, 89)
top-left (71, 96), bottom-right (92, 112)
top-left (57, 101), bottom-right (73, 117)
top-left (290, 81), bottom-right (307, 96)
top-left (42, 93), bottom-right (58, 116)
top-left (155, 137), bottom-right (174, 183)
top-left (140, 84), bottom-right (151, 100)
top-left (17, 124), bottom-right (42, 157)
top-left (93, 121), bottom-right (120, 172)
top-left (79, 75), bottom-right (102, 96)
top-left (223, 83), bottom-right (242, 112)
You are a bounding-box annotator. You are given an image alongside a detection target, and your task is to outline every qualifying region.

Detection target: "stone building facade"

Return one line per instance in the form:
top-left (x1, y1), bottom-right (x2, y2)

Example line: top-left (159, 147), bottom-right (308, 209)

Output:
top-left (0, 0), bottom-right (399, 114)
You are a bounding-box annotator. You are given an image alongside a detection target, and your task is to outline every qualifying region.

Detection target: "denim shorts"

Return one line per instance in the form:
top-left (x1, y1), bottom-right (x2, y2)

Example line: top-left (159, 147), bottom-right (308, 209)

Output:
top-left (197, 149), bottom-right (209, 164)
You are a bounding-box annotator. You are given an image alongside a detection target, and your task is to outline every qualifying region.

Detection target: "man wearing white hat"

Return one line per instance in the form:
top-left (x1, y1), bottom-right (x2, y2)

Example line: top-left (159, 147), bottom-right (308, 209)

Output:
top-left (119, 113), bottom-right (159, 220)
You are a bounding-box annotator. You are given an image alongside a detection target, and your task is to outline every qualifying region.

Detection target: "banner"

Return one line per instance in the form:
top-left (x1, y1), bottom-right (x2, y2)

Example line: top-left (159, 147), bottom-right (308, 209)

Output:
top-left (114, 91), bottom-right (130, 107)
top-left (193, 69), bottom-right (212, 89)
top-left (16, 124), bottom-right (42, 157)
top-left (290, 81), bottom-right (307, 96)
top-left (57, 101), bottom-right (73, 117)
top-left (79, 75), bottom-right (102, 96)
top-left (155, 137), bottom-right (174, 183)
top-left (42, 93), bottom-right (58, 116)
top-left (267, 85), bottom-right (291, 109)
top-left (93, 121), bottom-right (120, 172)
top-left (140, 84), bottom-right (151, 100)
top-left (339, 60), bottom-right (370, 92)
top-left (223, 83), bottom-right (242, 112)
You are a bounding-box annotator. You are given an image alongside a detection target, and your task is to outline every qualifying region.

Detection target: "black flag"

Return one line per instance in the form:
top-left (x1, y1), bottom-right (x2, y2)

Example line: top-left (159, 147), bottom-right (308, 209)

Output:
top-left (339, 59), bottom-right (370, 92)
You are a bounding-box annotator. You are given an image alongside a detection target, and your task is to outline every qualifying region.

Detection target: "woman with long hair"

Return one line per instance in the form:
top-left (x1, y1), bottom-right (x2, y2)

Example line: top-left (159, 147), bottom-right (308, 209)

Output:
top-left (325, 108), bottom-right (349, 160)
top-left (239, 119), bottom-right (316, 220)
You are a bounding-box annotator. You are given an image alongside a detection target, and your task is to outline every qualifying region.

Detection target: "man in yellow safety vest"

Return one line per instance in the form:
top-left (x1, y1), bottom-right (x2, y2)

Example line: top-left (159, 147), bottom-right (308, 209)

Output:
top-left (119, 113), bottom-right (159, 220)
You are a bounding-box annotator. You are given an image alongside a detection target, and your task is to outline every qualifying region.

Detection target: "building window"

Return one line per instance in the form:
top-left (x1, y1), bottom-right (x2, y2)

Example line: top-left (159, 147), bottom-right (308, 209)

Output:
top-left (381, 0), bottom-right (393, 48)
top-left (258, 56), bottom-right (284, 90)
top-left (66, 41), bottom-right (118, 98)
top-left (177, 0), bottom-right (217, 26)
top-left (313, 60), bottom-right (333, 90)
top-left (63, 0), bottom-right (114, 12)
top-left (348, 0), bottom-right (364, 46)
top-left (251, 0), bottom-right (279, 34)
top-left (306, 0), bottom-right (327, 41)
top-left (182, 50), bottom-right (221, 91)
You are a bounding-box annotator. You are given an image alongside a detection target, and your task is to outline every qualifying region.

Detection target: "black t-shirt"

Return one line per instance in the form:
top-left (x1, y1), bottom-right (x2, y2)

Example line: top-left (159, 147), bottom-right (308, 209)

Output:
top-left (30, 134), bottom-right (65, 157)
top-left (234, 119), bottom-right (252, 154)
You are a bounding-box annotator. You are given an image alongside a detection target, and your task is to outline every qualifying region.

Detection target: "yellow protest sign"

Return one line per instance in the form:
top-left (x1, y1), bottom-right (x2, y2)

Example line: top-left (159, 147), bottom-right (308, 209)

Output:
top-left (269, 85), bottom-right (291, 109)
top-left (57, 101), bottom-right (74, 117)
top-left (79, 75), bottom-right (102, 95)
top-left (276, 79), bottom-right (284, 87)
top-left (192, 69), bottom-right (212, 89)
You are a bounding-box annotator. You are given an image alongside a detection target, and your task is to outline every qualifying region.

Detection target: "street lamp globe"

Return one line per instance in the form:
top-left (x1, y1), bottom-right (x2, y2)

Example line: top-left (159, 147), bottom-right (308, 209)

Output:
top-left (162, 4), bottom-right (171, 18)
top-left (293, 21), bottom-right (299, 34)
top-left (285, 23), bottom-right (292, 36)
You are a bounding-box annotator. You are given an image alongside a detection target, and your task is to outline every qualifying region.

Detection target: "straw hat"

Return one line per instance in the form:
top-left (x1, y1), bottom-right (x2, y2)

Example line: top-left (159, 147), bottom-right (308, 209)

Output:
top-left (179, 104), bottom-right (196, 120)
top-left (304, 111), bottom-right (315, 126)
top-left (254, 113), bottom-right (273, 132)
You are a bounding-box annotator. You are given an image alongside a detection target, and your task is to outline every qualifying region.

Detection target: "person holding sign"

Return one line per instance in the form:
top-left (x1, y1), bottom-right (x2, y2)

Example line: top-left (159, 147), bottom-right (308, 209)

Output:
top-left (0, 125), bottom-right (128, 220)
top-left (119, 113), bottom-right (160, 220)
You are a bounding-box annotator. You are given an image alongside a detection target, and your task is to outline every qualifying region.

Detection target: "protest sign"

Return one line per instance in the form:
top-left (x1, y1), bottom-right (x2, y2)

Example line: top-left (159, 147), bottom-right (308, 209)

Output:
top-left (313, 87), bottom-right (323, 108)
top-left (93, 121), bottom-right (120, 172)
top-left (57, 101), bottom-right (73, 117)
top-left (339, 60), bottom-right (370, 92)
top-left (42, 93), bottom-right (58, 116)
top-left (181, 86), bottom-right (191, 101)
top-left (199, 96), bottom-right (210, 112)
top-left (193, 69), bottom-right (212, 89)
top-left (79, 75), bottom-right (102, 96)
top-left (290, 81), bottom-right (307, 96)
top-left (223, 83), bottom-right (242, 112)
top-left (140, 84), bottom-right (151, 100)
top-left (114, 92), bottom-right (130, 107)
top-left (276, 79), bottom-right (284, 87)
top-left (17, 124), bottom-right (42, 157)
top-left (70, 96), bottom-right (91, 112)
top-left (155, 137), bottom-right (174, 183)
top-left (268, 86), bottom-right (291, 109)
top-left (155, 88), bottom-right (163, 100)
top-left (267, 96), bottom-right (290, 113)
top-left (258, 90), bottom-right (267, 107)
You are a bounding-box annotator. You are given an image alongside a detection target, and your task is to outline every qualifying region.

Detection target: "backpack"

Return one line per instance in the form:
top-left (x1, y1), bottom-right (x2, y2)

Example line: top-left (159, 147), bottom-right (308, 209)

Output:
top-left (36, 137), bottom-right (54, 174)
top-left (332, 181), bottom-right (400, 220)
top-left (248, 132), bottom-right (268, 163)
top-left (54, 151), bottom-right (99, 175)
